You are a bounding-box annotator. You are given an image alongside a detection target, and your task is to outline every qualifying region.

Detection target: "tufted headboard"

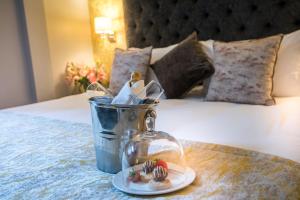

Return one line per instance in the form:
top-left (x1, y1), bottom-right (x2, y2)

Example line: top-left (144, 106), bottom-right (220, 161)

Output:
top-left (123, 0), bottom-right (300, 48)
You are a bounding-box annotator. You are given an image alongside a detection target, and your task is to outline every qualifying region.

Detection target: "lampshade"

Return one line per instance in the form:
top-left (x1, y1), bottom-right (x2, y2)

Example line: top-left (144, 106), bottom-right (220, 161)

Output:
top-left (94, 17), bottom-right (113, 34)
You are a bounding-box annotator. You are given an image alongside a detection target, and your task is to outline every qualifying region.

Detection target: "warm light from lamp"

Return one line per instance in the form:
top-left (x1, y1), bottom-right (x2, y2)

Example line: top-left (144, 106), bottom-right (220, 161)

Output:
top-left (94, 17), bottom-right (113, 35)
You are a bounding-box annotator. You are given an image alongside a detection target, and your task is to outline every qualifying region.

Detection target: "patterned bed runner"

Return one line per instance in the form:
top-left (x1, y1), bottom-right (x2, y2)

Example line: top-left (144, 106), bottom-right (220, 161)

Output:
top-left (0, 112), bottom-right (299, 199)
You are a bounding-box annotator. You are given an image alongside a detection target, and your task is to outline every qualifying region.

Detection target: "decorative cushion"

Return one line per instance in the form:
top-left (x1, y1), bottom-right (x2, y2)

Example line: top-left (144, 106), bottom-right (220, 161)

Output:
top-left (273, 29), bottom-right (300, 97)
top-left (152, 32), bottom-right (214, 98)
top-left (109, 46), bottom-right (152, 95)
top-left (206, 35), bottom-right (283, 105)
top-left (150, 40), bottom-right (214, 64)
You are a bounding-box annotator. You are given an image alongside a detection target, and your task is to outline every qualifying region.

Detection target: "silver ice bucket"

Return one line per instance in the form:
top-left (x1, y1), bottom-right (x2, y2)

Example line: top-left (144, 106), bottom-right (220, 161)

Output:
top-left (89, 96), bottom-right (157, 174)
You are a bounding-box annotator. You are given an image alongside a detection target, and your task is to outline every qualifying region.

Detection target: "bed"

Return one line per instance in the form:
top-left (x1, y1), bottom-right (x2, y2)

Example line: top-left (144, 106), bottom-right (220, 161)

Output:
top-left (6, 93), bottom-right (300, 163)
top-left (1, 0), bottom-right (300, 199)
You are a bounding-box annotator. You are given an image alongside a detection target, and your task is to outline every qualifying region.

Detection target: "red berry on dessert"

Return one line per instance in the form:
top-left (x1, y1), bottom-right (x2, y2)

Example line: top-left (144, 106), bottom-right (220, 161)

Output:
top-left (155, 159), bottom-right (168, 170)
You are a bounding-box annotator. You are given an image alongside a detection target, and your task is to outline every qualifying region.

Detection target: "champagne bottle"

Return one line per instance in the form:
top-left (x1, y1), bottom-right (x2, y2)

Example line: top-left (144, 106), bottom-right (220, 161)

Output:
top-left (129, 71), bottom-right (142, 87)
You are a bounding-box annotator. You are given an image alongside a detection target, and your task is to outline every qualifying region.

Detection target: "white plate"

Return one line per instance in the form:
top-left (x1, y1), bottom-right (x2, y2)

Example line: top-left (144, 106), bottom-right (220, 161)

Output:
top-left (112, 164), bottom-right (196, 196)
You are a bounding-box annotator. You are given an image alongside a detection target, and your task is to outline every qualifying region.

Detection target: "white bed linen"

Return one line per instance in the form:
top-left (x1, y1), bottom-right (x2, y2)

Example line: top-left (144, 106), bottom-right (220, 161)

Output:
top-left (6, 94), bottom-right (300, 163)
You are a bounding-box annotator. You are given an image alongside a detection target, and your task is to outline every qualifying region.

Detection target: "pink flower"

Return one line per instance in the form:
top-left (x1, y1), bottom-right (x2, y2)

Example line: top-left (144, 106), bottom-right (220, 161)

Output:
top-left (87, 69), bottom-right (97, 83)
top-left (96, 67), bottom-right (107, 82)
top-left (65, 61), bottom-right (108, 89)
top-left (79, 67), bottom-right (89, 77)
top-left (97, 72), bottom-right (106, 82)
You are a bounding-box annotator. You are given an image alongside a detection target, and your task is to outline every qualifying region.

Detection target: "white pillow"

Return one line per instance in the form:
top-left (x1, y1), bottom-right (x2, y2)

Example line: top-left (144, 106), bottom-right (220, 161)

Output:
top-left (150, 40), bottom-right (214, 64)
top-left (273, 29), bottom-right (300, 97)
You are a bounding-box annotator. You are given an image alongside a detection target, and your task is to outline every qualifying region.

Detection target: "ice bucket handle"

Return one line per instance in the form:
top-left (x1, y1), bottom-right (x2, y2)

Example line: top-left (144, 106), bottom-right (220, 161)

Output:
top-left (144, 109), bottom-right (156, 131)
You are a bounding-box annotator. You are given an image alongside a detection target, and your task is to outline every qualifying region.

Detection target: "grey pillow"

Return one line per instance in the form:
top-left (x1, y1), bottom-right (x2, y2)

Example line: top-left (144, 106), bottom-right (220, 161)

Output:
top-left (152, 32), bottom-right (214, 98)
top-left (205, 35), bottom-right (283, 105)
top-left (109, 46), bottom-right (152, 95)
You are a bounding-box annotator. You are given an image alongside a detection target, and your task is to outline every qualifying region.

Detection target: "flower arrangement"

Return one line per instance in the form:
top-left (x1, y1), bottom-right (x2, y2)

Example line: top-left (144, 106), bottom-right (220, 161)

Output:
top-left (65, 62), bottom-right (108, 94)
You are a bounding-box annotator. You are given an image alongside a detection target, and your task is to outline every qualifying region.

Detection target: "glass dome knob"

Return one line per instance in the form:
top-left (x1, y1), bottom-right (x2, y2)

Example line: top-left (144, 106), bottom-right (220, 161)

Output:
top-left (145, 116), bottom-right (155, 132)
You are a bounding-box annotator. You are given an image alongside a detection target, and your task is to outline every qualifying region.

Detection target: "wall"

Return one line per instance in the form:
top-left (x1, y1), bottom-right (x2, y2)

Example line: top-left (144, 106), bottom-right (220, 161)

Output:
top-left (88, 0), bottom-right (127, 76)
top-left (43, 0), bottom-right (94, 98)
top-left (0, 0), bottom-right (35, 109)
top-left (23, 0), bottom-right (55, 101)
top-left (1, 0), bottom-right (103, 108)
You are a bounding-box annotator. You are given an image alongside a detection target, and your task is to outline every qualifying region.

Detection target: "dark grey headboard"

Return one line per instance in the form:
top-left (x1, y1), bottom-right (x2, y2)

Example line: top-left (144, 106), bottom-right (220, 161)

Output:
top-left (123, 0), bottom-right (300, 48)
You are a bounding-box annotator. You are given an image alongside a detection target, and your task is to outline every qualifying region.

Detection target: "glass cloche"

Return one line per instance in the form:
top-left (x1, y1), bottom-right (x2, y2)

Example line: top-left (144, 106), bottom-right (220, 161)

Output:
top-left (121, 116), bottom-right (188, 192)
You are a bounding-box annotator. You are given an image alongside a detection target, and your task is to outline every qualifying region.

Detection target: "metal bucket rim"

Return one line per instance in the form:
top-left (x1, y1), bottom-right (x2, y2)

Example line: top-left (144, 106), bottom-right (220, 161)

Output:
top-left (89, 96), bottom-right (158, 109)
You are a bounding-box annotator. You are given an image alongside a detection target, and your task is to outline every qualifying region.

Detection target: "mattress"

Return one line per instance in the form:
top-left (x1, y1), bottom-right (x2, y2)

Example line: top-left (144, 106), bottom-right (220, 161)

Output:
top-left (7, 93), bottom-right (300, 163)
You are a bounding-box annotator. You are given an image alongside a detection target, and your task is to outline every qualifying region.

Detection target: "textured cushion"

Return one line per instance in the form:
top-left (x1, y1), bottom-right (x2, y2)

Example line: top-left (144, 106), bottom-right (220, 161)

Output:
top-left (152, 32), bottom-right (214, 98)
top-left (206, 35), bottom-right (283, 105)
top-left (109, 46), bottom-right (152, 95)
top-left (150, 40), bottom-right (214, 64)
top-left (273, 29), bottom-right (300, 97)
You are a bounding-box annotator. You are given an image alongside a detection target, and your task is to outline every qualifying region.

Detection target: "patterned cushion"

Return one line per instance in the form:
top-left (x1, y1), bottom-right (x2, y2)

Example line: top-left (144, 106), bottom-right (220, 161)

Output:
top-left (109, 46), bottom-right (152, 95)
top-left (206, 35), bottom-right (283, 105)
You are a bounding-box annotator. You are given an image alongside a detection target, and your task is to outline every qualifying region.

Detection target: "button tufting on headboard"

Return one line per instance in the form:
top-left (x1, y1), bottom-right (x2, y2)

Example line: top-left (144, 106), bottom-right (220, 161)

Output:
top-left (264, 22), bottom-right (273, 31)
top-left (278, 0), bottom-right (286, 8)
top-left (226, 8), bottom-right (233, 16)
top-left (155, 2), bottom-right (160, 9)
top-left (215, 27), bottom-right (221, 34)
top-left (165, 18), bottom-right (170, 25)
top-left (203, 12), bottom-right (209, 18)
top-left (183, 15), bottom-right (189, 20)
top-left (250, 4), bottom-right (258, 12)
top-left (123, 0), bottom-right (300, 48)
top-left (239, 25), bottom-right (246, 32)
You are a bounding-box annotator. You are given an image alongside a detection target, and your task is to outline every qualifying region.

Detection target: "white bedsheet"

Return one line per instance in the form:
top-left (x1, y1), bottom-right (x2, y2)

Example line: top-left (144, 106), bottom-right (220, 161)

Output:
top-left (7, 94), bottom-right (300, 163)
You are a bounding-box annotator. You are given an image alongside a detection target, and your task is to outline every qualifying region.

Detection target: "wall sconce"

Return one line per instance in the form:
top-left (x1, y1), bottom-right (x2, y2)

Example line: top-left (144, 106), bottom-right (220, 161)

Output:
top-left (94, 17), bottom-right (116, 43)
